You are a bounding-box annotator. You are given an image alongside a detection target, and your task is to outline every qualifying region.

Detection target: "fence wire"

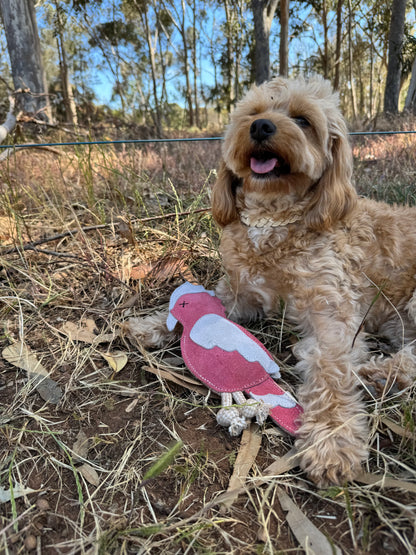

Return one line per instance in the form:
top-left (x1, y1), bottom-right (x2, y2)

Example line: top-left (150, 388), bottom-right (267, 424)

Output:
top-left (1, 129), bottom-right (416, 151)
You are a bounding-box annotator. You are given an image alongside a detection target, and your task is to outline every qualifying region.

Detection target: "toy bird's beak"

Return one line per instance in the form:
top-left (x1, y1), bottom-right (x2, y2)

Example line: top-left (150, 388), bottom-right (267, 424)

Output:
top-left (166, 312), bottom-right (178, 331)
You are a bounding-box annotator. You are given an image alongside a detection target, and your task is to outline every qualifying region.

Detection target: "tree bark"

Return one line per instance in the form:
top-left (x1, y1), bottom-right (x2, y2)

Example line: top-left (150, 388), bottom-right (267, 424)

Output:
top-left (54, 4), bottom-right (78, 127)
top-left (383, 0), bottom-right (407, 114)
top-left (333, 0), bottom-right (343, 89)
top-left (179, 0), bottom-right (194, 126)
top-left (404, 0), bottom-right (416, 113)
top-left (136, 0), bottom-right (163, 136)
top-left (191, 0), bottom-right (200, 127)
top-left (405, 56), bottom-right (416, 112)
top-left (224, 0), bottom-right (235, 111)
top-left (252, 0), bottom-right (279, 85)
top-left (161, 0), bottom-right (194, 126)
top-left (322, 0), bottom-right (329, 79)
top-left (0, 0), bottom-right (52, 120)
top-left (347, 0), bottom-right (358, 119)
top-left (279, 0), bottom-right (289, 77)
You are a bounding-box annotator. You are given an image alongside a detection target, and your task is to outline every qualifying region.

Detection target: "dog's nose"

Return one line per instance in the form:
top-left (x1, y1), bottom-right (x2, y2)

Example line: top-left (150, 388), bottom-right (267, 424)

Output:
top-left (250, 119), bottom-right (276, 142)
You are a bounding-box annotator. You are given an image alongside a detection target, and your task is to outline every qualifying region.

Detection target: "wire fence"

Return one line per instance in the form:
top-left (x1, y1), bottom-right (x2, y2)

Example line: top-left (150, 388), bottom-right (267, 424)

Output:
top-left (1, 129), bottom-right (416, 151)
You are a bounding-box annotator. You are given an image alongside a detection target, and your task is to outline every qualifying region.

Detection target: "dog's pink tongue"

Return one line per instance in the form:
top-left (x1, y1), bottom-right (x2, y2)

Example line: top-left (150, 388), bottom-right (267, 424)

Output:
top-left (250, 157), bottom-right (278, 174)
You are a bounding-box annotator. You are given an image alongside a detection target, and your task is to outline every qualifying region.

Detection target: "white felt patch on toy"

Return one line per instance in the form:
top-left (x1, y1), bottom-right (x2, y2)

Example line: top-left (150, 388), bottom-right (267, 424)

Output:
top-left (190, 313), bottom-right (281, 377)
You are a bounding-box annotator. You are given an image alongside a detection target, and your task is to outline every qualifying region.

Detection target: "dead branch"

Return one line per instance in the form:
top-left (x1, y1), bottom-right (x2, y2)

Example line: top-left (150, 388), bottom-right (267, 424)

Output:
top-left (1, 207), bottom-right (210, 255)
top-left (0, 145), bottom-right (62, 163)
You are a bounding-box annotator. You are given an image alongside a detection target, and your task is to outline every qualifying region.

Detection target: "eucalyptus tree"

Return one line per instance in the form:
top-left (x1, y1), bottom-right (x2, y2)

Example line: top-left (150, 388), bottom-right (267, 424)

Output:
top-left (38, 0), bottom-right (79, 126)
top-left (251, 0), bottom-right (279, 84)
top-left (0, 0), bottom-right (52, 120)
top-left (160, 0), bottom-right (195, 126)
top-left (384, 0), bottom-right (407, 114)
top-left (402, 0), bottom-right (416, 113)
top-left (279, 0), bottom-right (289, 76)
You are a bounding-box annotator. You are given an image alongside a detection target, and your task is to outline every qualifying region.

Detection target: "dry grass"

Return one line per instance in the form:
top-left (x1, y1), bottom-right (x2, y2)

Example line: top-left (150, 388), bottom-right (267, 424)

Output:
top-left (0, 131), bottom-right (415, 554)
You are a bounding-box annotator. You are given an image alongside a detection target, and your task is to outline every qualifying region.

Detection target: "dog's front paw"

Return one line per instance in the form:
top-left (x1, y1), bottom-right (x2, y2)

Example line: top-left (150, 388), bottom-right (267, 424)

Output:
top-left (121, 311), bottom-right (176, 348)
top-left (295, 423), bottom-right (368, 487)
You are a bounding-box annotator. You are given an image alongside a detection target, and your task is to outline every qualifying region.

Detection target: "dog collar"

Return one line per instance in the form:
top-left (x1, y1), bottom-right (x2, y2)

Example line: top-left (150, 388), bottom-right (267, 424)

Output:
top-left (240, 211), bottom-right (302, 228)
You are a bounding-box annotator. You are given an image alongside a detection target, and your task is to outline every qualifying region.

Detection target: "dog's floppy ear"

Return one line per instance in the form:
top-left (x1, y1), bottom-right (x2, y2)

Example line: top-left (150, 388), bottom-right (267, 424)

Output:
top-left (304, 121), bottom-right (357, 230)
top-left (211, 160), bottom-right (242, 227)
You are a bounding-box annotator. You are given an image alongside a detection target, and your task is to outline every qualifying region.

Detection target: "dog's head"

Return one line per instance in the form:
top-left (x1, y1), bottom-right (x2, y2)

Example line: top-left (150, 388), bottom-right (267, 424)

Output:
top-left (212, 76), bottom-right (356, 229)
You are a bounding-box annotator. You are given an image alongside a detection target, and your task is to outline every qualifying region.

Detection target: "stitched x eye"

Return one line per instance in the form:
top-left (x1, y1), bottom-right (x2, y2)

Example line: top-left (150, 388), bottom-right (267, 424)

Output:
top-left (293, 116), bottom-right (310, 128)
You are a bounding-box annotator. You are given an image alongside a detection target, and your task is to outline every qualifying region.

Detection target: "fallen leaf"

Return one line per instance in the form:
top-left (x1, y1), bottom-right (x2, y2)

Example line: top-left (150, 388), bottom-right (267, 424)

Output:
top-left (143, 364), bottom-right (209, 396)
top-left (117, 293), bottom-right (141, 309)
top-left (78, 463), bottom-right (100, 486)
top-left (151, 255), bottom-right (194, 283)
top-left (61, 319), bottom-right (97, 343)
top-left (117, 216), bottom-right (136, 246)
top-left (277, 488), bottom-right (342, 555)
top-left (263, 448), bottom-right (300, 476)
top-left (381, 416), bottom-right (415, 440)
top-left (126, 252), bottom-right (194, 284)
top-left (356, 471), bottom-right (416, 493)
top-left (125, 398), bottom-right (139, 413)
top-left (101, 351), bottom-right (128, 373)
top-left (3, 341), bottom-right (48, 376)
top-left (0, 483), bottom-right (37, 503)
top-left (30, 375), bottom-right (63, 405)
top-left (2, 342), bottom-right (62, 404)
top-left (221, 424), bottom-right (262, 511)
top-left (61, 319), bottom-right (114, 344)
top-left (72, 430), bottom-right (90, 463)
top-left (129, 263), bottom-right (153, 280)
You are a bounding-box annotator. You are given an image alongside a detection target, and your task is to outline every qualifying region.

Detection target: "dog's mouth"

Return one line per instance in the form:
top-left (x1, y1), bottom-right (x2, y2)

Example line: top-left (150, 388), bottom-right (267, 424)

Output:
top-left (250, 151), bottom-right (290, 178)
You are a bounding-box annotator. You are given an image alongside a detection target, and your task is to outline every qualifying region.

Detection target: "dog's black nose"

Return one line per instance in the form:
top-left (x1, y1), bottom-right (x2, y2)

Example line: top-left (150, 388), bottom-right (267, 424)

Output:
top-left (250, 119), bottom-right (276, 142)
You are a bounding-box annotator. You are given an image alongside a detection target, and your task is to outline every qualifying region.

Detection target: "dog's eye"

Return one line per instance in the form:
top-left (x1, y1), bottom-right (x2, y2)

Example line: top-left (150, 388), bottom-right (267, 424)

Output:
top-left (293, 116), bottom-right (310, 128)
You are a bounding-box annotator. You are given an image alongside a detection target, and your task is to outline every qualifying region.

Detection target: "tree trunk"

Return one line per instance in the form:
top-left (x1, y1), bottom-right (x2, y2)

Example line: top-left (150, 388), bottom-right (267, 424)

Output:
top-left (161, 0), bottom-right (194, 126)
top-left (347, 0), bottom-right (358, 119)
top-left (404, 0), bottom-right (416, 113)
top-left (0, 0), bottom-right (52, 120)
top-left (333, 0), bottom-right (343, 89)
top-left (140, 2), bottom-right (163, 136)
top-left (54, 4), bottom-right (78, 127)
top-left (322, 0), bottom-right (329, 79)
top-left (279, 0), bottom-right (289, 77)
top-left (224, 0), bottom-right (235, 111)
top-left (383, 0), bottom-right (407, 114)
top-left (405, 56), bottom-right (416, 113)
top-left (252, 0), bottom-right (279, 85)
top-left (180, 0), bottom-right (194, 127)
top-left (191, 0), bottom-right (200, 127)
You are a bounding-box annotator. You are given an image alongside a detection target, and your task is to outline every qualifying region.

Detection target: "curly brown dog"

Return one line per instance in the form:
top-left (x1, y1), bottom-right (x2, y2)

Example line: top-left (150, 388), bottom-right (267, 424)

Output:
top-left (125, 76), bottom-right (416, 486)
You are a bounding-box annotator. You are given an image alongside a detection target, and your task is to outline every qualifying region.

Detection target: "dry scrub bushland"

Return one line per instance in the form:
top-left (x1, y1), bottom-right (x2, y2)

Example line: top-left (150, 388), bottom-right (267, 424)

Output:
top-left (0, 131), bottom-right (416, 554)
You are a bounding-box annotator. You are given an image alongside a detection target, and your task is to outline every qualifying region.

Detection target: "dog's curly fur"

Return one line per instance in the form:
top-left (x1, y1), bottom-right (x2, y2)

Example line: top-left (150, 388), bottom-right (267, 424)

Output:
top-left (125, 75), bottom-right (416, 486)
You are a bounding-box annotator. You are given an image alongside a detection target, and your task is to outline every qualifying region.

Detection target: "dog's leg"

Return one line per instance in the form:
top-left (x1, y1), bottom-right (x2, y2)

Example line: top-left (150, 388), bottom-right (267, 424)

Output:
top-left (354, 293), bottom-right (416, 394)
top-left (215, 276), bottom-right (270, 323)
top-left (291, 300), bottom-right (369, 486)
top-left (357, 346), bottom-right (416, 397)
top-left (121, 310), bottom-right (177, 348)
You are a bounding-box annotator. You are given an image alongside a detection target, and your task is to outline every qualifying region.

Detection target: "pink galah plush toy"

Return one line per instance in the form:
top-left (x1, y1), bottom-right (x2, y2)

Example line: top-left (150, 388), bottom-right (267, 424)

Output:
top-left (167, 282), bottom-right (302, 436)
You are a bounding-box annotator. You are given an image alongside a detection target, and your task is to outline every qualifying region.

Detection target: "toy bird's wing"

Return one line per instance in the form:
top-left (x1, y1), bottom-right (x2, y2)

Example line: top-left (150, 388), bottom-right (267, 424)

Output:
top-left (190, 314), bottom-right (280, 376)
top-left (250, 392), bottom-right (296, 409)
